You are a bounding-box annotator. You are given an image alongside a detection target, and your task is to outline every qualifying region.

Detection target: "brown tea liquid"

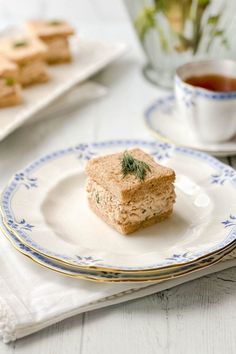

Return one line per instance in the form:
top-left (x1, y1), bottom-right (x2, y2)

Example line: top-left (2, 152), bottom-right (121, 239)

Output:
top-left (185, 74), bottom-right (236, 92)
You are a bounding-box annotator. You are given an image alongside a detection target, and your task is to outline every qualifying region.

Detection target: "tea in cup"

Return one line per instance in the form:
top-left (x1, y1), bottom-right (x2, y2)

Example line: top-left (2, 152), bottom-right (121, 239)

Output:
top-left (175, 60), bottom-right (236, 143)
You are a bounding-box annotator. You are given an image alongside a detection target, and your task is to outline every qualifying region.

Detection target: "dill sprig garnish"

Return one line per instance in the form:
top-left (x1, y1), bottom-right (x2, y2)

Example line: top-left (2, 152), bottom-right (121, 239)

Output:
top-left (13, 40), bottom-right (28, 48)
top-left (5, 77), bottom-right (15, 86)
top-left (121, 151), bottom-right (151, 181)
top-left (48, 20), bottom-right (61, 26)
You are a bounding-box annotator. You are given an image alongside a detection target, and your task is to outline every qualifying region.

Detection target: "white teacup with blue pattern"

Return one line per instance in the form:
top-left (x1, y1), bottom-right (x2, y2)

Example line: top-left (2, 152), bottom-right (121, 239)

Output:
top-left (175, 60), bottom-right (236, 143)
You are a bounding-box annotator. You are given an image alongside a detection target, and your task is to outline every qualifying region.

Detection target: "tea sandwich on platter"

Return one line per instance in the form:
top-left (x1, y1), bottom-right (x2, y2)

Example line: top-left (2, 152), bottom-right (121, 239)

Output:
top-left (25, 20), bottom-right (75, 64)
top-left (86, 149), bottom-right (176, 235)
top-left (0, 56), bottom-right (22, 107)
top-left (0, 37), bottom-right (49, 86)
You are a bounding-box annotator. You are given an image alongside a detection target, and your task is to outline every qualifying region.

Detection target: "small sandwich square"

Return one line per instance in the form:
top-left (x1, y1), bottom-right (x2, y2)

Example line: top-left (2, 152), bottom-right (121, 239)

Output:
top-left (0, 56), bottom-right (22, 108)
top-left (25, 20), bottom-right (74, 64)
top-left (0, 37), bottom-right (49, 86)
top-left (86, 148), bottom-right (176, 235)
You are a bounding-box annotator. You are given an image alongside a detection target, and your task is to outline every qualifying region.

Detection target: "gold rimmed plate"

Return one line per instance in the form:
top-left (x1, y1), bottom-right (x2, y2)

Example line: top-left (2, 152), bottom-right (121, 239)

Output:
top-left (1, 215), bottom-right (236, 282)
top-left (1, 140), bottom-right (236, 274)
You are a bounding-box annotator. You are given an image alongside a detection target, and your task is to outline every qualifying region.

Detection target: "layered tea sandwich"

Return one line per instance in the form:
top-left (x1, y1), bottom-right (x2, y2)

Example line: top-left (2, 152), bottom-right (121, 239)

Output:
top-left (0, 56), bottom-right (22, 107)
top-left (86, 149), bottom-right (176, 235)
top-left (0, 37), bottom-right (49, 86)
top-left (25, 20), bottom-right (74, 64)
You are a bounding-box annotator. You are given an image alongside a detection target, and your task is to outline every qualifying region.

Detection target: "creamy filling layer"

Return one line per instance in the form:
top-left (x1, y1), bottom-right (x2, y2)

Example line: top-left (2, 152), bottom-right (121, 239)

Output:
top-left (87, 179), bottom-right (176, 226)
top-left (44, 37), bottom-right (70, 61)
top-left (19, 59), bottom-right (47, 85)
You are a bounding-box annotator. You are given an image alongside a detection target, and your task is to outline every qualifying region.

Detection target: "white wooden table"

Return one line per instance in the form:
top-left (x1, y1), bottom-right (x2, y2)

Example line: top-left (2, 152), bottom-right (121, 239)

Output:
top-left (0, 1), bottom-right (236, 353)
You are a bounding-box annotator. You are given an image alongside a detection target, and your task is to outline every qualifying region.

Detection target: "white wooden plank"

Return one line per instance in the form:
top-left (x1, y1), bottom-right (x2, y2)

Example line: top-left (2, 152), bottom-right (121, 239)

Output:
top-left (81, 267), bottom-right (236, 354)
top-left (0, 342), bottom-right (14, 354)
top-left (82, 296), bottom-right (168, 354)
top-left (166, 267), bottom-right (236, 354)
top-left (11, 314), bottom-right (84, 354)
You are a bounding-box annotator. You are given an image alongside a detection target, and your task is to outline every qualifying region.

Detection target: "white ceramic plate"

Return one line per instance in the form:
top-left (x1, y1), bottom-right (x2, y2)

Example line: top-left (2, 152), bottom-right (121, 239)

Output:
top-left (1, 214), bottom-right (235, 282)
top-left (0, 37), bottom-right (125, 141)
top-left (145, 95), bottom-right (236, 157)
top-left (1, 140), bottom-right (236, 272)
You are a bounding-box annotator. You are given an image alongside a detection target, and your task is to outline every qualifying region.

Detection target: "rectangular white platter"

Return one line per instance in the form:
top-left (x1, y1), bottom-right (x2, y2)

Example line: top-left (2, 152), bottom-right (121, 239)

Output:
top-left (0, 37), bottom-right (126, 141)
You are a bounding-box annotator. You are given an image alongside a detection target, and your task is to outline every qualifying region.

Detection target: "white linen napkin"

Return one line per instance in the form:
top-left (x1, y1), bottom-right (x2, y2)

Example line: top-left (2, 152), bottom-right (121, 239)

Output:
top-left (0, 224), bottom-right (236, 343)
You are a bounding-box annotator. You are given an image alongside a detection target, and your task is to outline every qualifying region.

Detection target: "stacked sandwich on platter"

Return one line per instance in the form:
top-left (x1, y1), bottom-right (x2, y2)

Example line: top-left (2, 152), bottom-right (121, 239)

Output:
top-left (0, 20), bottom-right (74, 108)
top-left (0, 56), bottom-right (22, 108)
top-left (26, 20), bottom-right (74, 64)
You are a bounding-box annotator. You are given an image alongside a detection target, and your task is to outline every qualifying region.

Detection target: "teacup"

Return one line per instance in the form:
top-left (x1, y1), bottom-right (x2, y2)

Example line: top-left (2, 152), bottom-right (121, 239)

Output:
top-left (175, 60), bottom-right (236, 143)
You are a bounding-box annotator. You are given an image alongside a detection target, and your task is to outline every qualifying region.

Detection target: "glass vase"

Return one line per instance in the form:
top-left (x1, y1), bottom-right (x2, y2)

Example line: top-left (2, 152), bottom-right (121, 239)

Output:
top-left (124, 0), bottom-right (236, 88)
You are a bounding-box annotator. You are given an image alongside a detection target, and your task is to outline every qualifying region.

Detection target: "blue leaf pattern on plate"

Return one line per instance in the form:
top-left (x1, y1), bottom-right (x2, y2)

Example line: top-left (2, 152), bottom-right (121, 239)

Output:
top-left (76, 255), bottom-right (101, 265)
top-left (74, 144), bottom-right (95, 160)
top-left (222, 215), bottom-right (236, 228)
top-left (151, 143), bottom-right (173, 161)
top-left (15, 173), bottom-right (38, 189)
top-left (8, 218), bottom-right (34, 232)
top-left (211, 168), bottom-right (236, 185)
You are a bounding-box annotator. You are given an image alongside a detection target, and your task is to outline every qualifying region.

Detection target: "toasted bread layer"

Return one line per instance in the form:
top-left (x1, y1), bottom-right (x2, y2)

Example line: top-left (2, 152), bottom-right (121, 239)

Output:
top-left (0, 37), bottom-right (47, 64)
top-left (86, 148), bottom-right (175, 203)
top-left (26, 20), bottom-right (74, 39)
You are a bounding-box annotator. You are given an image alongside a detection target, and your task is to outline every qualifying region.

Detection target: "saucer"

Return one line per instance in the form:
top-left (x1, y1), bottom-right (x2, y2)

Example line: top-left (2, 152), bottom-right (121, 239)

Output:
top-left (144, 95), bottom-right (236, 157)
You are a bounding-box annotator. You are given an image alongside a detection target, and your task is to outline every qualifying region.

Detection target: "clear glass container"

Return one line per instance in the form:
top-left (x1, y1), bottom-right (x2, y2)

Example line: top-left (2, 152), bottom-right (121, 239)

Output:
top-left (124, 0), bottom-right (236, 88)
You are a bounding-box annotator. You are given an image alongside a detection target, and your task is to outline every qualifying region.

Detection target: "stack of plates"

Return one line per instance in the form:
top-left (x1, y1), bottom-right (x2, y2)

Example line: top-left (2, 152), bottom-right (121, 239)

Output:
top-left (1, 140), bottom-right (236, 282)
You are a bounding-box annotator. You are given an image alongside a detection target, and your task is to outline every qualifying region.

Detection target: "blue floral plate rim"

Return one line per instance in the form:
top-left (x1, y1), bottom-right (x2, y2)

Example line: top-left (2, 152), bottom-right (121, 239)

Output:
top-left (1, 139), bottom-right (236, 271)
